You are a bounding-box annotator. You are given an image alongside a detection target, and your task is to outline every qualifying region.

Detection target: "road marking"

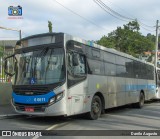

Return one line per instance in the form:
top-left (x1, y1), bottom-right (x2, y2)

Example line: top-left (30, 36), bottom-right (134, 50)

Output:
top-left (0, 114), bottom-right (21, 117)
top-left (46, 121), bottom-right (70, 130)
top-left (32, 121), bottom-right (70, 139)
top-left (32, 136), bottom-right (39, 139)
top-left (46, 124), bottom-right (60, 131)
top-left (0, 114), bottom-right (23, 120)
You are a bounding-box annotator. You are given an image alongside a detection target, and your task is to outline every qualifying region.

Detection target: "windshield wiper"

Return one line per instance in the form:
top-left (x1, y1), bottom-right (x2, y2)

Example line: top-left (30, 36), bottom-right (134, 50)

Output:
top-left (33, 47), bottom-right (49, 79)
top-left (45, 49), bottom-right (54, 84)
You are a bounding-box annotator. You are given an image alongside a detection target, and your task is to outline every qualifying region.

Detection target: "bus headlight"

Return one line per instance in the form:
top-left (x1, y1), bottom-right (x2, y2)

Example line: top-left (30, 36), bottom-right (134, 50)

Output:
top-left (56, 92), bottom-right (63, 101)
top-left (48, 91), bottom-right (64, 105)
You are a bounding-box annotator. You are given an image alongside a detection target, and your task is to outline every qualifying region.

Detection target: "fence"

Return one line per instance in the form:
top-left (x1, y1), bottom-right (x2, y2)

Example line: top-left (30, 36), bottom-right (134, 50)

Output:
top-left (0, 56), bottom-right (7, 82)
top-left (0, 51), bottom-right (14, 83)
top-left (0, 40), bottom-right (17, 83)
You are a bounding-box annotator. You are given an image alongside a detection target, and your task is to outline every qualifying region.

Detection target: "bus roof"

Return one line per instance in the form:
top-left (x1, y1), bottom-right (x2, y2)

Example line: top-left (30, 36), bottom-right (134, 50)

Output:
top-left (67, 33), bottom-right (154, 67)
top-left (18, 32), bottom-right (154, 67)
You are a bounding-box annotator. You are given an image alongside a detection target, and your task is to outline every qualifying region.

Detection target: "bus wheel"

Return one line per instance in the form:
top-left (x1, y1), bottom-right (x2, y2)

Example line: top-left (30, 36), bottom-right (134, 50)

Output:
top-left (135, 92), bottom-right (145, 108)
top-left (86, 95), bottom-right (102, 120)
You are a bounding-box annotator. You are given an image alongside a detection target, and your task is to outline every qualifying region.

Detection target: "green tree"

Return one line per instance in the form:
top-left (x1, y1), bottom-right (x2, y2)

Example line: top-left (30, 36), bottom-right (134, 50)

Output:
top-left (124, 20), bottom-right (140, 32)
top-left (0, 46), bottom-right (3, 57)
top-left (97, 20), bottom-right (154, 57)
top-left (48, 21), bottom-right (53, 33)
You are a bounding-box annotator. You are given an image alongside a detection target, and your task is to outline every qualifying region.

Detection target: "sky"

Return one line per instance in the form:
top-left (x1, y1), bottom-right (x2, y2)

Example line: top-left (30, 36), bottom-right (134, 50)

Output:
top-left (0, 0), bottom-right (160, 41)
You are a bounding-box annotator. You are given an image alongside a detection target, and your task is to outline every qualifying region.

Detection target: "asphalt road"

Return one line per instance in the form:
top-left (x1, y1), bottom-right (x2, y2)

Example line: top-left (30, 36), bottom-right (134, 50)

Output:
top-left (0, 101), bottom-right (160, 138)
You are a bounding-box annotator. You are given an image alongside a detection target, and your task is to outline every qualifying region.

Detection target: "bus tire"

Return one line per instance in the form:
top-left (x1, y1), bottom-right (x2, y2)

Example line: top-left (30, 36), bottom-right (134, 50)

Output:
top-left (86, 95), bottom-right (102, 120)
top-left (135, 92), bottom-right (145, 108)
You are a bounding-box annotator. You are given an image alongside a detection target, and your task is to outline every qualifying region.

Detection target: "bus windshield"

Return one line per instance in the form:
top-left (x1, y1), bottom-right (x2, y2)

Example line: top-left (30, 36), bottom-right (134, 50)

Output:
top-left (14, 47), bottom-right (65, 85)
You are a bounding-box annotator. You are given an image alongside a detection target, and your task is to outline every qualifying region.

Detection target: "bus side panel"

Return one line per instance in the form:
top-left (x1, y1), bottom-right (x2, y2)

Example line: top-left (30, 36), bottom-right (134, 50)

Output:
top-left (147, 80), bottom-right (156, 100)
top-left (137, 79), bottom-right (147, 99)
top-left (116, 77), bottom-right (126, 106)
top-left (106, 76), bottom-right (117, 108)
top-left (67, 79), bottom-right (88, 116)
top-left (87, 75), bottom-right (107, 108)
top-left (125, 78), bottom-right (139, 104)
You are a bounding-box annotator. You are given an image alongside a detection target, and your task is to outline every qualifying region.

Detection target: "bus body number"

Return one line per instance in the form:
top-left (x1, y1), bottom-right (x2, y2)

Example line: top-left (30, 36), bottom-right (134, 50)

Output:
top-left (34, 98), bottom-right (46, 102)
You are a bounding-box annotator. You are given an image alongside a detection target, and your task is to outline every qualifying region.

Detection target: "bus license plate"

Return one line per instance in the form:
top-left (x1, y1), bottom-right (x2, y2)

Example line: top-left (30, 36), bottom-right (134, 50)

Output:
top-left (25, 107), bottom-right (34, 112)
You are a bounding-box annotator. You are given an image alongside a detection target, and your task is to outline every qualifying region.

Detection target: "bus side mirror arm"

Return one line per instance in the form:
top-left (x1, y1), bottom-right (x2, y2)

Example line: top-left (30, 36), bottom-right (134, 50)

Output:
top-left (4, 54), bottom-right (16, 77)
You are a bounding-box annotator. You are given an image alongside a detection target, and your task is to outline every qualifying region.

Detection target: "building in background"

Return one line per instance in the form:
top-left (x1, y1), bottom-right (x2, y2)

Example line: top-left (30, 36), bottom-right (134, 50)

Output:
top-left (139, 43), bottom-right (160, 68)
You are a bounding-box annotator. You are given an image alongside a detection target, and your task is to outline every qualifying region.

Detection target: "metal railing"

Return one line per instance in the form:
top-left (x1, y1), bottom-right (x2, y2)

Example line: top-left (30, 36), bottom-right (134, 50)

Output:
top-left (0, 51), bottom-right (14, 83)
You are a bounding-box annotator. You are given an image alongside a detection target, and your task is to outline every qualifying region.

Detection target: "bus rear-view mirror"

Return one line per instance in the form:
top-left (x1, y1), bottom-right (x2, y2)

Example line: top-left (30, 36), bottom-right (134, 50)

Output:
top-left (4, 54), bottom-right (16, 77)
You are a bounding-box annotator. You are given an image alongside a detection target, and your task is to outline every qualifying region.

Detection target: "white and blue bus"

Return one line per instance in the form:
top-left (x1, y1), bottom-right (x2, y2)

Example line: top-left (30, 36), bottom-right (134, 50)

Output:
top-left (5, 33), bottom-right (156, 120)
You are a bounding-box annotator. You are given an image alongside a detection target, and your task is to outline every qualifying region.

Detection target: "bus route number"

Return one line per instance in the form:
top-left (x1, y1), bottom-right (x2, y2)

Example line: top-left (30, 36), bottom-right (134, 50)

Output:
top-left (34, 98), bottom-right (46, 102)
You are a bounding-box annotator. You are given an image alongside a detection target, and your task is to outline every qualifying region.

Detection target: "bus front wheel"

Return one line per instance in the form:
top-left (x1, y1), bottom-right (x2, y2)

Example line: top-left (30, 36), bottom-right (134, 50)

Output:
top-left (86, 95), bottom-right (102, 120)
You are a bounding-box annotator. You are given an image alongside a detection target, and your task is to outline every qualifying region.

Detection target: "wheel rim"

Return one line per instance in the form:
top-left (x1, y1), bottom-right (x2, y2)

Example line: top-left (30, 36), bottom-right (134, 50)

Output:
top-left (92, 99), bottom-right (100, 114)
top-left (140, 94), bottom-right (144, 106)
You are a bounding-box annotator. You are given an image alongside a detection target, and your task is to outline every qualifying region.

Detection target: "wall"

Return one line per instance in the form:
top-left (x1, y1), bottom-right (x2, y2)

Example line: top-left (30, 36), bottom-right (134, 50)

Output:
top-left (0, 83), bottom-right (12, 105)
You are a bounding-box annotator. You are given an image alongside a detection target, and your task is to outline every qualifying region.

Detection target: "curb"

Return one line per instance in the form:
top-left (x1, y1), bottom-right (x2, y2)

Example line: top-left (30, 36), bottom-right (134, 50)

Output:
top-left (0, 114), bottom-right (24, 119)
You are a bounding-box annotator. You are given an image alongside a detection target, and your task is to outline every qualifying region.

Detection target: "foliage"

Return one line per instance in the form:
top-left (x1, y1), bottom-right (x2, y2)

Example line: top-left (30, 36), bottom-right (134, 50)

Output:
top-left (147, 54), bottom-right (154, 63)
top-left (48, 21), bottom-right (53, 33)
top-left (97, 20), bottom-right (155, 57)
top-left (0, 46), bottom-right (4, 57)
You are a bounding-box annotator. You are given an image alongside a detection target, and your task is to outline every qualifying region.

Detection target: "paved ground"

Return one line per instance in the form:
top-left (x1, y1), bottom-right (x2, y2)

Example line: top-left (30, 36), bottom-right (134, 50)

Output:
top-left (0, 104), bottom-right (20, 118)
top-left (0, 101), bottom-right (160, 139)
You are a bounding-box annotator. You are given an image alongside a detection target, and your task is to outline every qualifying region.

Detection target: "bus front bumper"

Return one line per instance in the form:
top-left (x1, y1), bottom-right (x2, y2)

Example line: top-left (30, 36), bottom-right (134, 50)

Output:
top-left (11, 99), bottom-right (66, 116)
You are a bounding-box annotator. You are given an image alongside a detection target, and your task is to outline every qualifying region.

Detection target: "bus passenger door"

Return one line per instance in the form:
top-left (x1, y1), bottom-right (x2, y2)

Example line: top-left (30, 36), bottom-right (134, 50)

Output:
top-left (156, 71), bottom-right (160, 98)
top-left (67, 52), bottom-right (88, 115)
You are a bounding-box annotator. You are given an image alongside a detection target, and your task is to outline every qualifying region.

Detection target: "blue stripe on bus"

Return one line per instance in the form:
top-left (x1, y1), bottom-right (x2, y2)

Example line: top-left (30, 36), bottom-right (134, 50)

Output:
top-left (12, 91), bottom-right (56, 104)
top-left (125, 84), bottom-right (156, 92)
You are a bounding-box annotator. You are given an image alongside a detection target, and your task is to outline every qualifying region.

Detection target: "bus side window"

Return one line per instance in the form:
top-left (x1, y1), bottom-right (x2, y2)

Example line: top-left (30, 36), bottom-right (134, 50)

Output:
top-left (67, 53), bottom-right (74, 75)
top-left (67, 52), bottom-right (86, 75)
top-left (75, 54), bottom-right (85, 74)
top-left (67, 52), bottom-right (86, 88)
top-left (73, 53), bottom-right (86, 75)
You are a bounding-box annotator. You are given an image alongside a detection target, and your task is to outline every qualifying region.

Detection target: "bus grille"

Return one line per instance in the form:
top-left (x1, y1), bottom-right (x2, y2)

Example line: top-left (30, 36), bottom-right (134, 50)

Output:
top-left (13, 87), bottom-right (50, 96)
top-left (15, 103), bottom-right (47, 112)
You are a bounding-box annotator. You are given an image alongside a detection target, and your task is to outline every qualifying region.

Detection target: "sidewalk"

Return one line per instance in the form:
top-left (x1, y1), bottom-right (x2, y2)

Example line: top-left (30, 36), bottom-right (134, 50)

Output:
top-left (0, 104), bottom-right (21, 119)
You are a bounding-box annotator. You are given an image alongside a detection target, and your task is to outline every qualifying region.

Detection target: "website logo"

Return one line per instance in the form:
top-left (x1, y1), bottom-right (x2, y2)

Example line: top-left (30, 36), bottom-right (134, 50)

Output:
top-left (8, 5), bottom-right (22, 16)
top-left (2, 131), bottom-right (11, 136)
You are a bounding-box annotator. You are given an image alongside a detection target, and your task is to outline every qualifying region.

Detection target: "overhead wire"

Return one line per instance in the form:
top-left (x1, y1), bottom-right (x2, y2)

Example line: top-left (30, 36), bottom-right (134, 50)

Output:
top-left (104, 0), bottom-right (155, 29)
top-left (21, 31), bottom-right (30, 38)
top-left (141, 26), bottom-right (156, 32)
top-left (52, 0), bottom-right (111, 32)
top-left (94, 0), bottom-right (155, 32)
top-left (104, 0), bottom-right (136, 18)
top-left (93, 0), bottom-right (129, 22)
top-left (95, 0), bottom-right (134, 21)
top-left (94, 0), bottom-right (133, 22)
top-left (139, 21), bottom-right (155, 29)
top-left (0, 37), bottom-right (19, 38)
top-left (52, 0), bottom-right (156, 35)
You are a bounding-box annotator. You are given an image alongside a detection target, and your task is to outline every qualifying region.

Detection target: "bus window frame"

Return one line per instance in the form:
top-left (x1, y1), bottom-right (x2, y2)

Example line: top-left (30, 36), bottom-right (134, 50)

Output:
top-left (67, 50), bottom-right (87, 88)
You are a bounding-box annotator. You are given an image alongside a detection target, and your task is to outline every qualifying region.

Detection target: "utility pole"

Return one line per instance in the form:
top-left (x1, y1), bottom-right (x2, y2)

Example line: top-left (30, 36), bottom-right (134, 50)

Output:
top-left (19, 30), bottom-right (21, 40)
top-left (155, 20), bottom-right (159, 68)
